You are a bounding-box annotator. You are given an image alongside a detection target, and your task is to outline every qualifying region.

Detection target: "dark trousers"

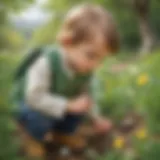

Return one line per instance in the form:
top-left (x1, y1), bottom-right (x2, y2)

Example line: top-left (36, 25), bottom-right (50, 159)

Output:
top-left (17, 102), bottom-right (84, 141)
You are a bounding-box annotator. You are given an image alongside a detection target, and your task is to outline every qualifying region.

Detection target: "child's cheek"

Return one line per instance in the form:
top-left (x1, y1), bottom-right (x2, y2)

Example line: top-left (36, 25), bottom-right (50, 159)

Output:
top-left (77, 59), bottom-right (85, 70)
top-left (76, 56), bottom-right (85, 66)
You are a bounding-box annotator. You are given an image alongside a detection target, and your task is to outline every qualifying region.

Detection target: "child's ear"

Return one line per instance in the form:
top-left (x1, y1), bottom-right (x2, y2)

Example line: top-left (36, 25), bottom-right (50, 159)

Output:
top-left (57, 31), bottom-right (73, 46)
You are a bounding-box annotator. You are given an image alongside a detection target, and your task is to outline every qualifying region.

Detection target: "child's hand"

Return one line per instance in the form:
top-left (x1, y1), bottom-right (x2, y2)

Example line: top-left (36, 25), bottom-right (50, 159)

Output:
top-left (93, 117), bottom-right (113, 135)
top-left (67, 95), bottom-right (92, 114)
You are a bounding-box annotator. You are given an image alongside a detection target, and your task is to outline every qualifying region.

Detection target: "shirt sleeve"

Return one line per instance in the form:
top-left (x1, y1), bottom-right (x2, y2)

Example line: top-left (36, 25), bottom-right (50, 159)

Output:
top-left (25, 56), bottom-right (68, 119)
top-left (87, 76), bottom-right (101, 119)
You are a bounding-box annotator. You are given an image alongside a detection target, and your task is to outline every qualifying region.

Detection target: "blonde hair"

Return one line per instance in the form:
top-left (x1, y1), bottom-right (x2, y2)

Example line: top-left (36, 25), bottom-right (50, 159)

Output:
top-left (58, 4), bottom-right (120, 53)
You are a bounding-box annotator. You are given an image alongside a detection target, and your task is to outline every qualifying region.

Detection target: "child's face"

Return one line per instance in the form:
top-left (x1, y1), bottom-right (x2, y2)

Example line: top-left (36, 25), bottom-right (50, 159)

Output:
top-left (64, 34), bottom-right (109, 73)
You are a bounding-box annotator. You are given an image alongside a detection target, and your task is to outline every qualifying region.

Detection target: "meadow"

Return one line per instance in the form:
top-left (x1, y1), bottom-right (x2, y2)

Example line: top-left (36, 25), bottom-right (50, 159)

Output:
top-left (0, 50), bottom-right (160, 159)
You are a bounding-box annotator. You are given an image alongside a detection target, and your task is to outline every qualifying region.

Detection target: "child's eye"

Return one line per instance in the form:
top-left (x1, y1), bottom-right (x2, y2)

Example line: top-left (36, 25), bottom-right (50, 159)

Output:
top-left (86, 52), bottom-right (96, 60)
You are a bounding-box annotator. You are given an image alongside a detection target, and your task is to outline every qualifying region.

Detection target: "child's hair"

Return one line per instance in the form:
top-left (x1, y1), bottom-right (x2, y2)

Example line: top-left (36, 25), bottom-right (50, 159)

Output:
top-left (58, 4), bottom-right (120, 53)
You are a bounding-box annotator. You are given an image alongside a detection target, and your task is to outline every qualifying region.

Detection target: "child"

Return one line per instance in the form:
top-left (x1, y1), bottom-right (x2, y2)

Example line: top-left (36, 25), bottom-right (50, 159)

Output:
top-left (14, 4), bottom-right (119, 158)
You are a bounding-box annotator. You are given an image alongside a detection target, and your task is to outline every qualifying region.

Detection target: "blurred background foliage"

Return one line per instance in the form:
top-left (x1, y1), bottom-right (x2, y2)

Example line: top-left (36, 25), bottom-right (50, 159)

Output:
top-left (0, 0), bottom-right (160, 159)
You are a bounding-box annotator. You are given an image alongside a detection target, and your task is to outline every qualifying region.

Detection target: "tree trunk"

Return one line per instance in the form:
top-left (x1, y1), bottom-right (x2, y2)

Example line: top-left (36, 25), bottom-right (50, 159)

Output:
top-left (138, 13), bottom-right (155, 54)
top-left (132, 0), bottom-right (156, 54)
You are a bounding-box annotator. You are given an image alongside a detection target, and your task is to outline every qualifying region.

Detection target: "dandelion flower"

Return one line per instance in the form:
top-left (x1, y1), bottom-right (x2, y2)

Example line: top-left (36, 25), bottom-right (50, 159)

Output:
top-left (137, 74), bottom-right (149, 86)
top-left (113, 136), bottom-right (125, 149)
top-left (135, 128), bottom-right (147, 139)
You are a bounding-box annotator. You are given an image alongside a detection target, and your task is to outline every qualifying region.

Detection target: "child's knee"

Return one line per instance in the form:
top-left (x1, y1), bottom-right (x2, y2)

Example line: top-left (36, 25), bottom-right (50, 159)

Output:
top-left (18, 108), bottom-right (53, 140)
top-left (27, 115), bottom-right (52, 140)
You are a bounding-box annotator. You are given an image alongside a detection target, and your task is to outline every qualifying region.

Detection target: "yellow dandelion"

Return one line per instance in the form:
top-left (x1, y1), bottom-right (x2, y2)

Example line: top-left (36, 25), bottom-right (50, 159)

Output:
top-left (113, 136), bottom-right (125, 149)
top-left (137, 74), bottom-right (149, 86)
top-left (135, 128), bottom-right (147, 139)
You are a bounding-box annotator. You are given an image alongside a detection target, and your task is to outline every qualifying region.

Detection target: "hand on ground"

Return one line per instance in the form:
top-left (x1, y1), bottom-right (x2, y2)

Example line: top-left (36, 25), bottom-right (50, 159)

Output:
top-left (93, 117), bottom-right (113, 135)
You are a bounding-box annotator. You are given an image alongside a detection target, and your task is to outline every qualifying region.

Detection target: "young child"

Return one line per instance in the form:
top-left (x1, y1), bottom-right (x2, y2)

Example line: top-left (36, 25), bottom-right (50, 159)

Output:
top-left (14, 4), bottom-right (119, 158)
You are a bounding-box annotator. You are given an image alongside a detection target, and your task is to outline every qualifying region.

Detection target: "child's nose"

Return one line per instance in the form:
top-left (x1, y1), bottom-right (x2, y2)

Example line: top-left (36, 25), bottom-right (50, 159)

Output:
top-left (88, 63), bottom-right (96, 70)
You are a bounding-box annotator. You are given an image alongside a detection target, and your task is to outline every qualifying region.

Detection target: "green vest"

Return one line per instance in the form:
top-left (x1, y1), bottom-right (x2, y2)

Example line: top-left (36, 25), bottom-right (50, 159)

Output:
top-left (12, 46), bottom-right (92, 104)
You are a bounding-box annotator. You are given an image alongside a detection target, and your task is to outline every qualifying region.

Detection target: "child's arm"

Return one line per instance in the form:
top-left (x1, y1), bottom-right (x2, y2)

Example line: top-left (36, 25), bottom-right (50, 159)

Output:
top-left (84, 76), bottom-right (101, 119)
top-left (25, 56), bottom-right (90, 118)
top-left (85, 77), bottom-right (113, 134)
top-left (25, 56), bottom-right (68, 118)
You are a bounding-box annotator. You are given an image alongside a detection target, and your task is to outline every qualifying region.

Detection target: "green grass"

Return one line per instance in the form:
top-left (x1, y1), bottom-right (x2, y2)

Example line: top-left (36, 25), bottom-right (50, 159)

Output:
top-left (0, 54), bottom-right (21, 160)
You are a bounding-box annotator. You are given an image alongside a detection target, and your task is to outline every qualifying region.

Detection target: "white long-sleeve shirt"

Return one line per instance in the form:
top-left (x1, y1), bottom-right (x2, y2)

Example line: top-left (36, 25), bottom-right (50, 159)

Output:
top-left (25, 51), bottom-right (100, 119)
